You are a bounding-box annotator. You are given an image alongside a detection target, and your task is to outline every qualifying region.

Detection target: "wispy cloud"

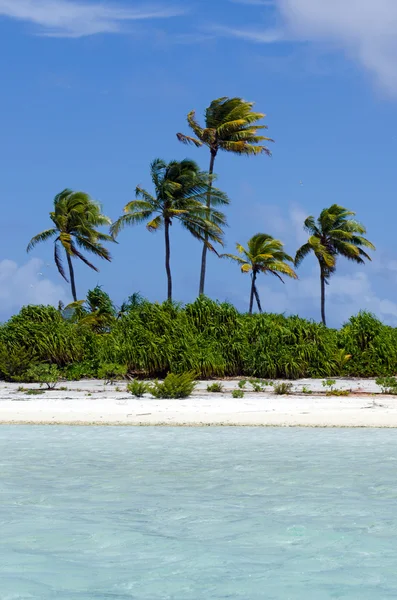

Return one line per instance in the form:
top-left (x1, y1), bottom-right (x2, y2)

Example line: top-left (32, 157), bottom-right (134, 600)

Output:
top-left (214, 0), bottom-right (397, 96)
top-left (0, 0), bottom-right (185, 38)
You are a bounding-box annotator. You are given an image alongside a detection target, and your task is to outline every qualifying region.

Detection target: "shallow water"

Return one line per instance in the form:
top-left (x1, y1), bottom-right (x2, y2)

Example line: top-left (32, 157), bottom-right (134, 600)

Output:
top-left (1, 427), bottom-right (397, 599)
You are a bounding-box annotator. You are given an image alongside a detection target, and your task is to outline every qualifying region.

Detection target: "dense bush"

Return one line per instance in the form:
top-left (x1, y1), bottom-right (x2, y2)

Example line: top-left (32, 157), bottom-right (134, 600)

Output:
top-left (1, 296), bottom-right (397, 381)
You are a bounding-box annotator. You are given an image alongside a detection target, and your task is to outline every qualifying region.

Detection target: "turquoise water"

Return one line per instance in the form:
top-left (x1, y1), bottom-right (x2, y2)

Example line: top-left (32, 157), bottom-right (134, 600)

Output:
top-left (1, 427), bottom-right (397, 599)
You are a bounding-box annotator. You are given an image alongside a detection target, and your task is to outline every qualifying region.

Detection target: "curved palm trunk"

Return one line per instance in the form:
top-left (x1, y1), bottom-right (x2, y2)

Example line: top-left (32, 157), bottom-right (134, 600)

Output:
top-left (66, 252), bottom-right (77, 302)
top-left (165, 218), bottom-right (172, 302)
top-left (320, 269), bottom-right (326, 326)
top-left (253, 281), bottom-right (263, 314)
top-left (199, 150), bottom-right (216, 296)
top-left (249, 271), bottom-right (256, 314)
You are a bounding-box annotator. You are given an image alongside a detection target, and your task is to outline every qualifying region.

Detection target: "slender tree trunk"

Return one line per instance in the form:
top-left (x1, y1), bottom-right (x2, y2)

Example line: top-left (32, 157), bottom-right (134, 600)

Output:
top-left (165, 218), bottom-right (172, 302)
top-left (253, 281), bottom-right (263, 314)
top-left (199, 150), bottom-right (217, 296)
top-left (249, 271), bottom-right (256, 315)
top-left (66, 252), bottom-right (77, 302)
top-left (320, 269), bottom-right (326, 326)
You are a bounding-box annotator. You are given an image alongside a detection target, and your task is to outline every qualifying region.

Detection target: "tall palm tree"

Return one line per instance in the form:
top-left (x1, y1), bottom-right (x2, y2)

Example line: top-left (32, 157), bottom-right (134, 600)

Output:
top-left (110, 158), bottom-right (229, 302)
top-left (222, 233), bottom-right (297, 314)
top-left (295, 204), bottom-right (375, 326)
top-left (27, 189), bottom-right (114, 302)
top-left (177, 97), bottom-right (274, 295)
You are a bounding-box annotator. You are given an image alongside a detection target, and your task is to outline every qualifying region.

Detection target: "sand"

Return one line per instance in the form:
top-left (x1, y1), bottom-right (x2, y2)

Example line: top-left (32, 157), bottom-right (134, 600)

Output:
top-left (0, 379), bottom-right (396, 427)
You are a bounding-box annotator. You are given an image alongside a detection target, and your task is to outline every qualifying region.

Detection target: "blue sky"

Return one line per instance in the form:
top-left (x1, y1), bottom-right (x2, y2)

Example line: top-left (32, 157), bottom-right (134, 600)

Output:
top-left (1, 0), bottom-right (397, 327)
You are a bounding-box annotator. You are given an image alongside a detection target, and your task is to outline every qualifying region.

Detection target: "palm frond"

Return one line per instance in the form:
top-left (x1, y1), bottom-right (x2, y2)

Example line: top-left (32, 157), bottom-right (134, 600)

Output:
top-left (54, 242), bottom-right (69, 282)
top-left (26, 228), bottom-right (57, 252)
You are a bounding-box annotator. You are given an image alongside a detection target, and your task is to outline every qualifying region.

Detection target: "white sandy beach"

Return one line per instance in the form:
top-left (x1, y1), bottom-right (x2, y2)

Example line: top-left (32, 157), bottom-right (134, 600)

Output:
top-left (0, 379), bottom-right (396, 427)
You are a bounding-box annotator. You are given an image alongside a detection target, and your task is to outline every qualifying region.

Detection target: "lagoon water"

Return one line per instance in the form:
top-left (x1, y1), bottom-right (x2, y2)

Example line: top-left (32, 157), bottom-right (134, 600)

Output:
top-left (1, 427), bottom-right (397, 599)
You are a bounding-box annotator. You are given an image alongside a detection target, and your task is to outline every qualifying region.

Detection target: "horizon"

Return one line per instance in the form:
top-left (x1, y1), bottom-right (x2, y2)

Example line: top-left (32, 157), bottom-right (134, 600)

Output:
top-left (2, 0), bottom-right (397, 328)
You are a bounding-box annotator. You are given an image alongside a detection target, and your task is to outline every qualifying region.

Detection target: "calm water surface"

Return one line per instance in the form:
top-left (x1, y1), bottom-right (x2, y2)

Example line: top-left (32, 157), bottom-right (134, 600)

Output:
top-left (1, 427), bottom-right (397, 599)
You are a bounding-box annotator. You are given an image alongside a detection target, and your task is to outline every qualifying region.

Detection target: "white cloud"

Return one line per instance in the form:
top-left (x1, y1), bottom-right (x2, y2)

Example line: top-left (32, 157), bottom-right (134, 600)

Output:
top-left (0, 258), bottom-right (67, 315)
top-left (216, 0), bottom-right (397, 95)
top-left (257, 270), bottom-right (397, 327)
top-left (0, 0), bottom-right (184, 37)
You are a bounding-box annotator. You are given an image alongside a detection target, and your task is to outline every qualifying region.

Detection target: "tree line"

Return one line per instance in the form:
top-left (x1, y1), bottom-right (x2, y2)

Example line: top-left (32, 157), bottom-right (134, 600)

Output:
top-left (27, 97), bottom-right (375, 326)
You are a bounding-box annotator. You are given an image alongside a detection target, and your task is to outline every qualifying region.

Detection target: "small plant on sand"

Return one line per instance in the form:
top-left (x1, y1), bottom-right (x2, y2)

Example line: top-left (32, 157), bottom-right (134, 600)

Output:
top-left (148, 373), bottom-right (197, 399)
top-left (25, 364), bottom-right (61, 390)
top-left (238, 379), bottom-right (247, 389)
top-left (302, 386), bottom-right (312, 394)
top-left (232, 389), bottom-right (244, 399)
top-left (330, 389), bottom-right (350, 397)
top-left (322, 379), bottom-right (337, 391)
top-left (376, 376), bottom-right (397, 394)
top-left (274, 382), bottom-right (293, 395)
top-left (98, 363), bottom-right (127, 385)
top-left (127, 380), bottom-right (149, 398)
top-left (207, 382), bottom-right (224, 393)
top-left (249, 379), bottom-right (264, 392)
top-left (25, 388), bottom-right (45, 396)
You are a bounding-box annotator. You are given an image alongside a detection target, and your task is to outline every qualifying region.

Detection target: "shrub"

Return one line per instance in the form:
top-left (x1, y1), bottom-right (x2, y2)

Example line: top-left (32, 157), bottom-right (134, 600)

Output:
top-left (232, 389), bottom-right (244, 398)
top-left (127, 380), bottom-right (149, 398)
top-left (97, 363), bottom-right (127, 385)
top-left (148, 373), bottom-right (197, 399)
top-left (274, 382), bottom-right (293, 395)
top-left (63, 362), bottom-right (97, 381)
top-left (376, 376), bottom-right (397, 394)
top-left (25, 364), bottom-right (60, 389)
top-left (207, 382), bottom-right (223, 393)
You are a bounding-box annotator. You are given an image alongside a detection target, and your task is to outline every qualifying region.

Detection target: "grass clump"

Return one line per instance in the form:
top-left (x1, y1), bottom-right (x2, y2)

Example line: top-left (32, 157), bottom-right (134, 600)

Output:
top-left (25, 388), bottom-right (45, 396)
top-left (148, 373), bottom-right (197, 399)
top-left (127, 380), bottom-right (149, 398)
top-left (376, 376), bottom-right (397, 394)
top-left (274, 382), bottom-right (293, 395)
top-left (232, 389), bottom-right (244, 398)
top-left (238, 379), bottom-right (247, 389)
top-left (207, 382), bottom-right (223, 393)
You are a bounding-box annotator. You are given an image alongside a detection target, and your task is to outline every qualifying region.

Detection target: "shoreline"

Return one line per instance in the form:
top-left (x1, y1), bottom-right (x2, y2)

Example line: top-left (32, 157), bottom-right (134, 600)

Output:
top-left (1, 379), bottom-right (397, 427)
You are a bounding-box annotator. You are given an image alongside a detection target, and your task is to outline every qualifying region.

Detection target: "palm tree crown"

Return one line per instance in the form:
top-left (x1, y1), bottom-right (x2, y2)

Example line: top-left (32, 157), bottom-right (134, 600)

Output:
top-left (27, 189), bottom-right (114, 301)
top-left (111, 158), bottom-right (229, 301)
top-left (295, 204), bottom-right (375, 325)
top-left (177, 96), bottom-right (274, 296)
top-left (223, 233), bottom-right (297, 314)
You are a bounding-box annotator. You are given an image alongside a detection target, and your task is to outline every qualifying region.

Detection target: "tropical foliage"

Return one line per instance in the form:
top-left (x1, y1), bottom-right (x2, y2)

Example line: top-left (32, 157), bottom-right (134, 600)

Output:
top-left (1, 296), bottom-right (396, 382)
top-left (177, 96), bottom-right (273, 295)
top-left (111, 159), bottom-right (228, 301)
top-left (27, 189), bottom-right (114, 301)
top-left (295, 204), bottom-right (375, 325)
top-left (222, 233), bottom-right (297, 314)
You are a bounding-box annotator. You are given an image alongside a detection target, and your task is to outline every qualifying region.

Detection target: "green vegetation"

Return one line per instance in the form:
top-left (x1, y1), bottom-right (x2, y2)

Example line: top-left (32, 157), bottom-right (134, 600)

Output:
top-left (127, 380), bottom-right (150, 398)
top-left (2, 299), bottom-right (397, 382)
top-left (177, 97), bottom-right (273, 295)
top-left (295, 205), bottom-right (375, 326)
top-left (222, 234), bottom-right (297, 314)
top-left (207, 382), bottom-right (224, 393)
top-left (26, 364), bottom-right (60, 389)
top-left (148, 372), bottom-right (197, 399)
top-left (97, 363), bottom-right (127, 385)
top-left (273, 382), bottom-right (293, 395)
top-left (375, 376), bottom-right (397, 394)
top-left (27, 189), bottom-right (114, 302)
top-left (232, 389), bottom-right (244, 399)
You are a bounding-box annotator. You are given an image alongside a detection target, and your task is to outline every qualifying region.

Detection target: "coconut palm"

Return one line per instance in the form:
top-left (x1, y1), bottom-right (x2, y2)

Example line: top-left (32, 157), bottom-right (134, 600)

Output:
top-left (111, 158), bottom-right (229, 302)
top-left (177, 97), bottom-right (273, 295)
top-left (27, 189), bottom-right (114, 302)
top-left (295, 204), bottom-right (375, 326)
top-left (222, 233), bottom-right (297, 314)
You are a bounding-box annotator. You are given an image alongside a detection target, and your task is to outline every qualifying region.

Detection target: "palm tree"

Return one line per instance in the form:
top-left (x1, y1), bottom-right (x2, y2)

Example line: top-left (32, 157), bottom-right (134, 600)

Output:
top-left (222, 233), bottom-right (297, 314)
top-left (27, 189), bottom-right (114, 302)
top-left (110, 159), bottom-right (229, 302)
top-left (177, 96), bottom-right (274, 295)
top-left (295, 204), bottom-right (375, 326)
